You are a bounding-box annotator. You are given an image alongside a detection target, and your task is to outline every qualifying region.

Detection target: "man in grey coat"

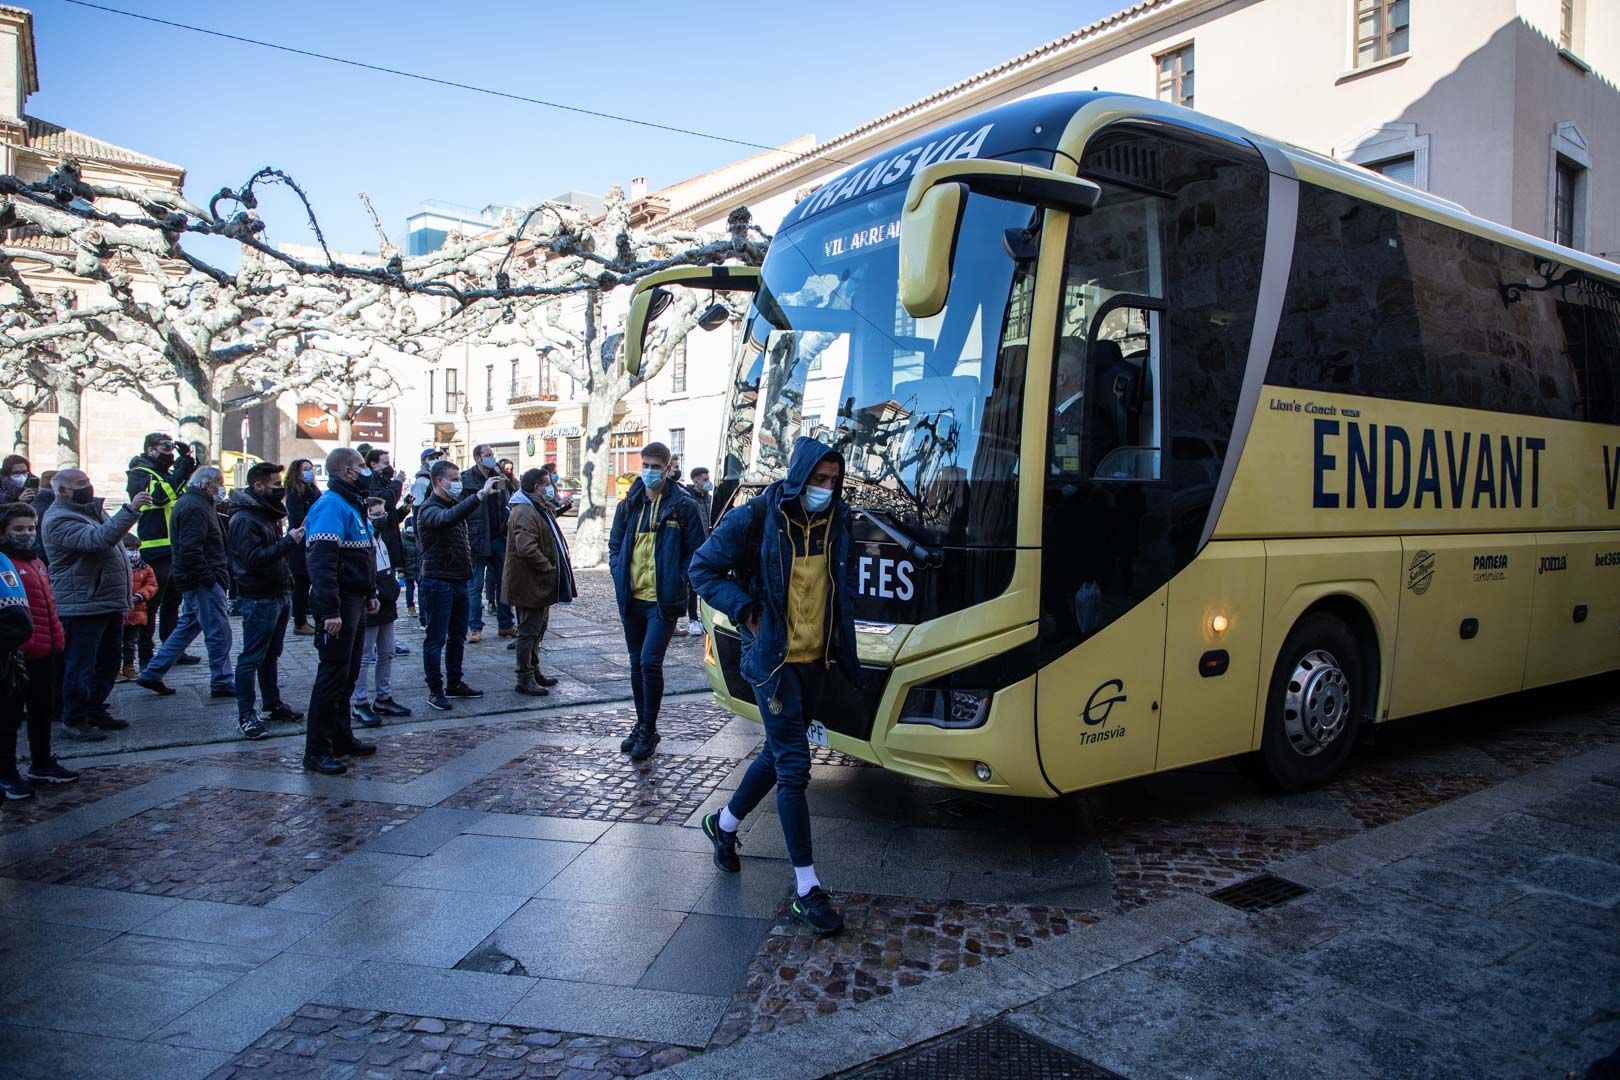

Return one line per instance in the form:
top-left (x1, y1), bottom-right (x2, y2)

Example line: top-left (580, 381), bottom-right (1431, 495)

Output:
top-left (41, 470), bottom-right (151, 740)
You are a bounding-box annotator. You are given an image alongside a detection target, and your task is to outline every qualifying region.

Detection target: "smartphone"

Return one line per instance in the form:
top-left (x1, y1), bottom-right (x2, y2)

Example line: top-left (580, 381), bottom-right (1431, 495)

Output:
top-left (23, 477), bottom-right (38, 491)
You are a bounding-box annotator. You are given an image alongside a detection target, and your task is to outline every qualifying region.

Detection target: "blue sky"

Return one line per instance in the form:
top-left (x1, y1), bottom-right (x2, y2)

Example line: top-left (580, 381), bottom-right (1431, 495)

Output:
top-left (27, 0), bottom-right (1122, 256)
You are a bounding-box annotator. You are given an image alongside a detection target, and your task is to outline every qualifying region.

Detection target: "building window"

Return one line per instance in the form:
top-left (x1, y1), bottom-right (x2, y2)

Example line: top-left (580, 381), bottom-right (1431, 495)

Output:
top-left (1355, 0), bottom-right (1409, 68)
top-left (1155, 44), bottom-right (1194, 108)
top-left (1554, 157), bottom-right (1581, 248)
top-left (1549, 122), bottom-right (1591, 251)
top-left (539, 354), bottom-right (554, 397)
top-left (485, 364), bottom-right (495, 411)
top-left (509, 358), bottom-right (520, 401)
top-left (1560, 0), bottom-right (1582, 50)
top-left (426, 370), bottom-right (435, 413)
top-left (669, 428), bottom-right (686, 462)
top-left (445, 368), bottom-right (460, 414)
top-left (1369, 154), bottom-right (1417, 186)
top-left (672, 339), bottom-right (687, 394)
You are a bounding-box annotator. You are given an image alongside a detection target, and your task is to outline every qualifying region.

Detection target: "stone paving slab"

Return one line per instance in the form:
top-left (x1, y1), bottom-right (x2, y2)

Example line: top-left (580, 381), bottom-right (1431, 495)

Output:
top-left (0, 1022), bottom-right (230, 1080)
top-left (151, 952), bottom-right (360, 1054)
top-left (502, 980), bottom-right (730, 1049)
top-left (457, 897), bottom-right (688, 985)
top-left (288, 885), bottom-right (527, 968)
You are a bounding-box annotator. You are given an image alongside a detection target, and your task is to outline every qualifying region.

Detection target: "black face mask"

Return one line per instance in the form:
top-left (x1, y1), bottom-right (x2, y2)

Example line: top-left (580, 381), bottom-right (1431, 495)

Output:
top-left (376, 465), bottom-right (394, 480)
top-left (0, 536), bottom-right (34, 556)
top-left (268, 486), bottom-right (286, 502)
top-left (71, 486), bottom-right (95, 505)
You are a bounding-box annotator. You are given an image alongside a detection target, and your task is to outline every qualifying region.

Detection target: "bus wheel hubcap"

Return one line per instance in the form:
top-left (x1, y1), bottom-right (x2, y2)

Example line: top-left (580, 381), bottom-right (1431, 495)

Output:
top-left (1283, 650), bottom-right (1350, 757)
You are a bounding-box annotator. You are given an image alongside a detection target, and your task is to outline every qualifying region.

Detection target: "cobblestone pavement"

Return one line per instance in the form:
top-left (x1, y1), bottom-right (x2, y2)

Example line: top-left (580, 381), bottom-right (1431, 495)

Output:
top-left (1, 582), bottom-right (1617, 1079)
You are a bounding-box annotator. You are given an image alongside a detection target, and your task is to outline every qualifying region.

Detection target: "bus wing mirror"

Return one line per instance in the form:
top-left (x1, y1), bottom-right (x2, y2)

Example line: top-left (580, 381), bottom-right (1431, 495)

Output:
top-left (899, 160), bottom-right (1101, 319)
top-left (624, 265), bottom-right (761, 378)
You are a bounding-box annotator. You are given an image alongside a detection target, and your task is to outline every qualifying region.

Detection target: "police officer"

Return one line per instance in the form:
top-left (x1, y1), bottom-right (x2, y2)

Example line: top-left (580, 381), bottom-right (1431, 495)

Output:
top-left (125, 433), bottom-right (196, 668)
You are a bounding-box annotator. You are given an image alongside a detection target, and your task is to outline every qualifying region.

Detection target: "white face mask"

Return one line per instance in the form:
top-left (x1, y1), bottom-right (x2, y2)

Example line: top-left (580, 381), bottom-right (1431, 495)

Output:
top-left (446, 481), bottom-right (463, 498)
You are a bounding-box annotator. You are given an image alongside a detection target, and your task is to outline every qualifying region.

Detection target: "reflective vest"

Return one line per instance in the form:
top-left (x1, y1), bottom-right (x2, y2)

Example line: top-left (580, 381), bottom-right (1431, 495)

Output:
top-left (132, 466), bottom-right (177, 551)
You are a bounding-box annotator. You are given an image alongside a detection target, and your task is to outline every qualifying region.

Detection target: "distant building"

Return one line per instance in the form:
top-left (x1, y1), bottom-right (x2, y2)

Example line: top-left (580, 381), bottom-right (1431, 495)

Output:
top-left (403, 192), bottom-right (607, 256)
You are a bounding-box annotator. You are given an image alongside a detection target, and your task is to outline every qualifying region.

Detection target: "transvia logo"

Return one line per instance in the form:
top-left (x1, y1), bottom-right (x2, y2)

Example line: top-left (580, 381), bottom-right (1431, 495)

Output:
top-left (1079, 679), bottom-right (1128, 747)
top-left (785, 123), bottom-right (997, 227)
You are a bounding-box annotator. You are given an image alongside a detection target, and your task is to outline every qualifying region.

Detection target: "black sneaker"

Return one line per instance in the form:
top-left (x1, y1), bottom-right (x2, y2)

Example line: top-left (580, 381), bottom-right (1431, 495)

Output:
top-left (1, 774), bottom-right (34, 800)
top-left (175, 654), bottom-right (202, 666)
top-left (60, 722), bottom-right (107, 743)
top-left (629, 726), bottom-right (660, 762)
top-left (352, 705), bottom-right (383, 729)
top-left (136, 675), bottom-right (176, 697)
top-left (372, 698), bottom-right (412, 718)
top-left (210, 688), bottom-right (238, 700)
top-left (336, 740), bottom-right (377, 757)
top-left (88, 714), bottom-right (129, 730)
top-left (302, 754), bottom-right (346, 775)
top-left (265, 704), bottom-right (305, 724)
top-left (702, 812), bottom-right (741, 873)
top-left (426, 691), bottom-right (451, 712)
top-left (445, 681), bottom-right (484, 699)
top-left (790, 886), bottom-right (844, 935)
top-left (238, 713), bottom-right (268, 740)
top-left (25, 757), bottom-right (79, 784)
top-left (619, 726), bottom-right (640, 754)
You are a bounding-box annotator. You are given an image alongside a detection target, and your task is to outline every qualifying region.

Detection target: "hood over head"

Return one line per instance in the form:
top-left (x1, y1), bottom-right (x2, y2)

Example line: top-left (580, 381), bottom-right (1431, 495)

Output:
top-left (781, 435), bottom-right (845, 507)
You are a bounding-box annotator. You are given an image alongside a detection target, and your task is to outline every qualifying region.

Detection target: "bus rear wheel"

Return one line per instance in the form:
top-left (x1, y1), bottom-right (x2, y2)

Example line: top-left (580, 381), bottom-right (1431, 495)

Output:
top-left (1259, 613), bottom-right (1363, 792)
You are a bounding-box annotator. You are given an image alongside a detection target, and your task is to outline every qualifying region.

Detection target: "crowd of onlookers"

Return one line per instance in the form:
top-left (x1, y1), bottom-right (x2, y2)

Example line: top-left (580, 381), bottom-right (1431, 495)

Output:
top-left (1, 427), bottom-right (862, 936)
top-left (0, 434), bottom-right (596, 792)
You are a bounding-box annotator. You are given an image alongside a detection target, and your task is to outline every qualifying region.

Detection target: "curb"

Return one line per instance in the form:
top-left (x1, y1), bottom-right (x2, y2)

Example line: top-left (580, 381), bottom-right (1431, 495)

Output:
top-left (646, 741), bottom-right (1620, 1079)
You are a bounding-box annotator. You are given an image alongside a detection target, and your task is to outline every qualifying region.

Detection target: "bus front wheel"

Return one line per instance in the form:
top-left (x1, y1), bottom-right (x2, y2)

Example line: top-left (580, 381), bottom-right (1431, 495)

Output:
top-left (1259, 613), bottom-right (1363, 792)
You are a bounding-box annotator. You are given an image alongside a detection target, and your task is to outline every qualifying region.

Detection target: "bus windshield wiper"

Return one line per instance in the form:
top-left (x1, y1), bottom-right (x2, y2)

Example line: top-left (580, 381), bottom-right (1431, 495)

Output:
top-left (853, 507), bottom-right (944, 568)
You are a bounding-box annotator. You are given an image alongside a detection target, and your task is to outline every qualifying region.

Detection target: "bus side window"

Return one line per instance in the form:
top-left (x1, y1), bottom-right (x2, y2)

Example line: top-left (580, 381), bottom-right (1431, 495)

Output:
top-left (1050, 336), bottom-right (1088, 477)
top-left (1086, 305), bottom-right (1162, 481)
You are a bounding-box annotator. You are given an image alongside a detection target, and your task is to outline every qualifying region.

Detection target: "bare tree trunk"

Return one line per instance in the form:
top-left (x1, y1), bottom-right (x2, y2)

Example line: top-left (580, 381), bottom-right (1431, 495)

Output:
top-left (337, 414), bottom-right (354, 445)
top-left (574, 389), bottom-right (616, 567)
top-left (172, 358), bottom-right (214, 456)
top-left (5, 403), bottom-right (32, 457)
top-left (54, 388), bottom-right (81, 469)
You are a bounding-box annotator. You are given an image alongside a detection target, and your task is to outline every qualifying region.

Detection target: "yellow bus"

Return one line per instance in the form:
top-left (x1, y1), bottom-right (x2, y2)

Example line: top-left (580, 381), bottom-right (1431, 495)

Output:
top-left (626, 92), bottom-right (1620, 796)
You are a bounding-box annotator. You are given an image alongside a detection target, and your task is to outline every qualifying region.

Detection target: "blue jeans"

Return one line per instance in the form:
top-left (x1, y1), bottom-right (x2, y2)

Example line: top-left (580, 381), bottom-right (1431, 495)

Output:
top-left (421, 577), bottom-right (469, 692)
top-left (622, 599), bottom-right (677, 729)
top-left (144, 583), bottom-right (234, 689)
top-left (728, 663), bottom-right (825, 867)
top-left (468, 542), bottom-right (513, 631)
top-left (235, 596), bottom-right (289, 719)
top-left (60, 611), bottom-right (123, 726)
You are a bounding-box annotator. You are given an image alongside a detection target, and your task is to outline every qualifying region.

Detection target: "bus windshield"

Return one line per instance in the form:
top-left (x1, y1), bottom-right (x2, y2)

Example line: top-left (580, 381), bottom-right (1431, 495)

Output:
top-left (720, 188), bottom-right (1038, 548)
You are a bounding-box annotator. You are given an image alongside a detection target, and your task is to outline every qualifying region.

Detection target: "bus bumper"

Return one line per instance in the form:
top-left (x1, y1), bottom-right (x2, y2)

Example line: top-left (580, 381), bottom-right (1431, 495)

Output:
top-left (701, 625), bottom-right (1056, 798)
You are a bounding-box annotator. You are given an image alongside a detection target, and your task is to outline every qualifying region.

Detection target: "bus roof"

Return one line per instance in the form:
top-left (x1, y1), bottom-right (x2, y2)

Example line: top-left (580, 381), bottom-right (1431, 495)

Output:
top-left (782, 91), bottom-right (1619, 287)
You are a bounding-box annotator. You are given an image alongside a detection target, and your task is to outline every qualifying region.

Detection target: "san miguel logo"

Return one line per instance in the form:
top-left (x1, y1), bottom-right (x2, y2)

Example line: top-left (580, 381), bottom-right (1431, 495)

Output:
top-left (1407, 550), bottom-right (1436, 594)
top-left (1079, 679), bottom-right (1128, 746)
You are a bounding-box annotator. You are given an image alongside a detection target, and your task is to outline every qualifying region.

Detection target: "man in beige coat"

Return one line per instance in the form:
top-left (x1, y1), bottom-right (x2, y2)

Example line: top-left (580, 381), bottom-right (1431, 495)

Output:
top-left (501, 468), bottom-right (574, 695)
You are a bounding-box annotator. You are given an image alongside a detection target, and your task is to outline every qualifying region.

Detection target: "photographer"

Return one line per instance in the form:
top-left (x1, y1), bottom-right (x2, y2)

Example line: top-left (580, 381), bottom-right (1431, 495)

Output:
top-left (125, 433), bottom-right (197, 667)
top-left (462, 445), bottom-right (512, 643)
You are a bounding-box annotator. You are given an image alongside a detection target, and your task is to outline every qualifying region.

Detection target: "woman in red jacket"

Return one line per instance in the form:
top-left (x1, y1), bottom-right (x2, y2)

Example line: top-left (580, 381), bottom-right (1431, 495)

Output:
top-left (0, 502), bottom-right (78, 796)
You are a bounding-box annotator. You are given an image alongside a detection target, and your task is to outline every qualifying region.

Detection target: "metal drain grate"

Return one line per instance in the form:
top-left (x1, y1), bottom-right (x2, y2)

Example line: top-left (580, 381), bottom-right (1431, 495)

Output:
top-left (1208, 873), bottom-right (1312, 911)
top-left (844, 1018), bottom-right (1125, 1079)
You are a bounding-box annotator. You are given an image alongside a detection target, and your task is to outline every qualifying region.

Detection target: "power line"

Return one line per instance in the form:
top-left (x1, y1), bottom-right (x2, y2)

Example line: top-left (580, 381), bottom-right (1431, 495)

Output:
top-left (60, 0), bottom-right (848, 168)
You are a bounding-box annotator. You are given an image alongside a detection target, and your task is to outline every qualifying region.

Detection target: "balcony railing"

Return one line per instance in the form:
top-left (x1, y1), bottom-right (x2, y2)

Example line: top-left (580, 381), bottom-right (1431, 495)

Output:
top-left (508, 378), bottom-right (558, 405)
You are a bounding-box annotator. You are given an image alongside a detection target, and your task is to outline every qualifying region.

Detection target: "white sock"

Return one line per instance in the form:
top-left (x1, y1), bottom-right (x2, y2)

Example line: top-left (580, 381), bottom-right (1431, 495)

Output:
top-left (718, 807), bottom-right (741, 833)
top-left (794, 864), bottom-right (821, 896)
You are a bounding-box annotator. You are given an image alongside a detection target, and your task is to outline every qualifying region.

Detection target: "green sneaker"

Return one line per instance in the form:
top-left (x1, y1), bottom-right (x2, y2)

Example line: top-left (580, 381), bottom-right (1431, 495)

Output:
top-left (790, 886), bottom-right (844, 936)
top-left (702, 812), bottom-right (741, 873)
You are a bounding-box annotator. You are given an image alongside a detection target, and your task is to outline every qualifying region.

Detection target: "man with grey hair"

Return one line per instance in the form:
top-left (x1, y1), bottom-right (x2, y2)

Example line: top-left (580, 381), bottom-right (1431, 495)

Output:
top-left (42, 470), bottom-right (151, 740)
top-left (136, 466), bottom-right (241, 728)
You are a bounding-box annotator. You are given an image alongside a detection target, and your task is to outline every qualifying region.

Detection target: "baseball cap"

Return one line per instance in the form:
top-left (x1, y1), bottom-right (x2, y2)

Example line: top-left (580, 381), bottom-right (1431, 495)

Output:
top-left (420, 448), bottom-right (442, 463)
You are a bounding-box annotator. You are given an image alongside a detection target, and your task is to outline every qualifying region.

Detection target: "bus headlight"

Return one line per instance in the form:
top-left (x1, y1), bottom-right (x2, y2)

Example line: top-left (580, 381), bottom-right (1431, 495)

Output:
top-left (899, 687), bottom-right (992, 729)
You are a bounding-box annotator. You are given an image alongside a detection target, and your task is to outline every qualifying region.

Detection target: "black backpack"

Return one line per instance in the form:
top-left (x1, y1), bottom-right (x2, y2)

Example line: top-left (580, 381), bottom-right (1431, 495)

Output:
top-left (726, 496), bottom-right (769, 598)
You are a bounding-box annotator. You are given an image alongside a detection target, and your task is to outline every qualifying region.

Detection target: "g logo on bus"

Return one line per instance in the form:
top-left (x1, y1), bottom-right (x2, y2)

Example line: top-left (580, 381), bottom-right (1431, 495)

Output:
top-left (1083, 679), bottom-right (1127, 726)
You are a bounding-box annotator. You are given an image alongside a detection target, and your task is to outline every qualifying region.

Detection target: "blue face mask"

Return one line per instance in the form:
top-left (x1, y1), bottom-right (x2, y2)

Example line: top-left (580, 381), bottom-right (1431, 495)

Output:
top-left (480, 456), bottom-right (497, 470)
top-left (302, 469), bottom-right (315, 484)
top-left (546, 484), bottom-right (557, 498)
top-left (642, 467), bottom-right (663, 489)
top-left (802, 485), bottom-right (833, 513)
top-left (702, 480), bottom-right (714, 493)
top-left (447, 481), bottom-right (463, 497)
top-left (360, 468), bottom-right (372, 478)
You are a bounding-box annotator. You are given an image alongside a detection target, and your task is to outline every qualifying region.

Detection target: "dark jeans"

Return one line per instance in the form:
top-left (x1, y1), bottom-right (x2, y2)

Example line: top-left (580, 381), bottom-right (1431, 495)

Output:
top-left (728, 662), bottom-right (826, 868)
top-left (467, 545), bottom-right (513, 631)
top-left (421, 577), bottom-right (469, 692)
top-left (61, 612), bottom-right (124, 726)
top-left (403, 577), bottom-right (417, 608)
top-left (138, 554), bottom-right (175, 663)
top-left (235, 596), bottom-right (290, 719)
top-left (2, 654), bottom-right (61, 772)
top-left (291, 573), bottom-right (311, 625)
top-left (514, 605), bottom-right (550, 677)
top-left (305, 593), bottom-right (366, 759)
top-left (121, 624), bottom-right (140, 665)
top-left (622, 599), bottom-right (676, 730)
